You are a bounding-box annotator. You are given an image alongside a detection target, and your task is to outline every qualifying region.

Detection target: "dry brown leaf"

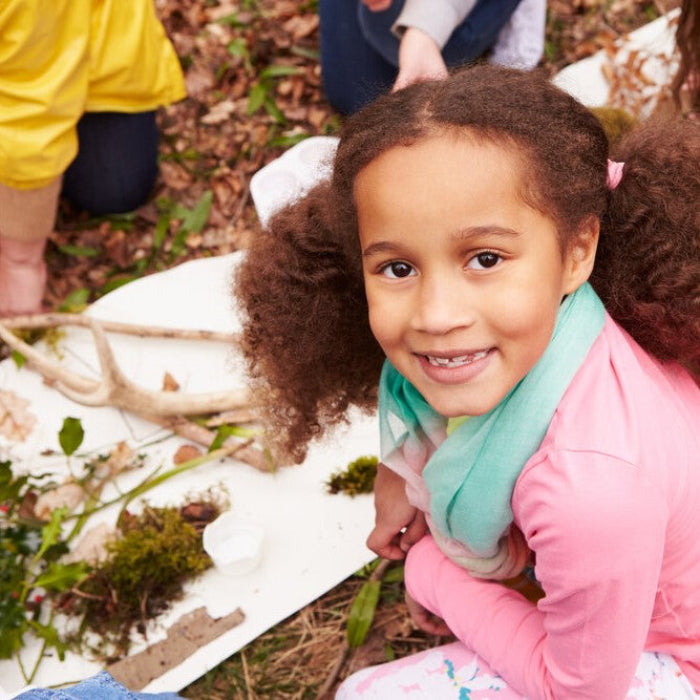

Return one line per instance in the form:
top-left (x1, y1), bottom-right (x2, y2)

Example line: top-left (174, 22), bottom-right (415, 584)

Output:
top-left (173, 443), bottom-right (203, 464)
top-left (200, 99), bottom-right (238, 125)
top-left (0, 389), bottom-right (37, 441)
top-left (34, 482), bottom-right (85, 520)
top-left (104, 229), bottom-right (130, 268)
top-left (162, 372), bottom-right (180, 392)
top-left (282, 14), bottom-right (319, 41)
top-left (184, 63), bottom-right (216, 100)
top-left (159, 161), bottom-right (193, 190)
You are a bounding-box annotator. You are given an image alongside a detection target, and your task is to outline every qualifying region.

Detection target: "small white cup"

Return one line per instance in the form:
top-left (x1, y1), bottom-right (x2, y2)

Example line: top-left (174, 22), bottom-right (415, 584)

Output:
top-left (203, 511), bottom-right (265, 577)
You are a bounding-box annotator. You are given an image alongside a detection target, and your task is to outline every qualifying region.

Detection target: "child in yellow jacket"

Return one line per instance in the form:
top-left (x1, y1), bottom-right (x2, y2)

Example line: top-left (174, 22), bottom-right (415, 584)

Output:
top-left (0, 0), bottom-right (186, 316)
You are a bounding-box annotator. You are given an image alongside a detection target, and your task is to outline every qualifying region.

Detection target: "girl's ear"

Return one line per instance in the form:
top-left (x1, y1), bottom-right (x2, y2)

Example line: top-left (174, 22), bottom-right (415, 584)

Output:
top-left (563, 215), bottom-right (600, 295)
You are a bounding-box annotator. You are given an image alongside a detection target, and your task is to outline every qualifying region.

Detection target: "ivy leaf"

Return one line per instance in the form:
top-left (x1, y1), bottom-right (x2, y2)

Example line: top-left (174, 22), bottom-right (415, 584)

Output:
top-left (0, 608), bottom-right (25, 659)
top-left (28, 619), bottom-right (68, 661)
top-left (0, 461), bottom-right (29, 504)
top-left (34, 561), bottom-right (88, 592)
top-left (58, 417), bottom-right (84, 456)
top-left (35, 506), bottom-right (69, 561)
top-left (346, 579), bottom-right (381, 647)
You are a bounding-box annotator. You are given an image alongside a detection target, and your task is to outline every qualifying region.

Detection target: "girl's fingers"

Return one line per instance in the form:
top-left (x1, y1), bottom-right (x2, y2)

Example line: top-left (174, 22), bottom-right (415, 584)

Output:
top-left (405, 591), bottom-right (452, 636)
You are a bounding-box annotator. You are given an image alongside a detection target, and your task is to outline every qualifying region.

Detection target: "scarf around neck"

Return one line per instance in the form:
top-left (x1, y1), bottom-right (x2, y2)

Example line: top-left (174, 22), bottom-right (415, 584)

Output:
top-left (378, 282), bottom-right (605, 569)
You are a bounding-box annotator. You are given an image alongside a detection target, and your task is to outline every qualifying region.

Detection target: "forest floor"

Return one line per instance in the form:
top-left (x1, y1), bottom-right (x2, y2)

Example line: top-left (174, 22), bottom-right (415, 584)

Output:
top-left (39, 1), bottom-right (679, 697)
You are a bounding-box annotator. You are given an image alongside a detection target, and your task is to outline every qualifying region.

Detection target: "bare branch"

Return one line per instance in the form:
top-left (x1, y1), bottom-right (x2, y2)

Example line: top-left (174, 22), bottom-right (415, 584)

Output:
top-left (143, 414), bottom-right (273, 472)
top-left (0, 318), bottom-right (249, 416)
top-left (0, 312), bottom-right (238, 344)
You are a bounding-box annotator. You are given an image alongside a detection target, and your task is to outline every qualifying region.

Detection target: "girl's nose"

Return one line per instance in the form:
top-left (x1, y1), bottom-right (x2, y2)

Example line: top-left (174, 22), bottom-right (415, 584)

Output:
top-left (410, 274), bottom-right (475, 335)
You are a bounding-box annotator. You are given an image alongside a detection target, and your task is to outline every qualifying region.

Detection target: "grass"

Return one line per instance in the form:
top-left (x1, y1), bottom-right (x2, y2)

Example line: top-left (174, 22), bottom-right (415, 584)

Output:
top-left (181, 561), bottom-right (443, 698)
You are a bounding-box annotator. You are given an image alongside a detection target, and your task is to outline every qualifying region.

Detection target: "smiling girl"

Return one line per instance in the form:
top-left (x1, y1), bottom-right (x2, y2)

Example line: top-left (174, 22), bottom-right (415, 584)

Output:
top-left (235, 65), bottom-right (700, 698)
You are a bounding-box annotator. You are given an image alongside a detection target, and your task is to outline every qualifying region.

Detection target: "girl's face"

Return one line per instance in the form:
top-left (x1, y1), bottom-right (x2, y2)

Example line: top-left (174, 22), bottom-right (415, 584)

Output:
top-left (355, 134), bottom-right (593, 417)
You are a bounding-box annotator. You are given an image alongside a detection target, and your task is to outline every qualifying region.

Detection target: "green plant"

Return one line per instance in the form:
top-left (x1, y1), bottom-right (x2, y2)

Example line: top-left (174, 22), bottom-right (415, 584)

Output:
top-left (326, 455), bottom-right (378, 496)
top-left (247, 65), bottom-right (302, 123)
top-left (0, 416), bottom-right (237, 681)
top-left (0, 463), bottom-right (88, 680)
top-left (154, 190), bottom-right (213, 262)
top-left (346, 559), bottom-right (403, 647)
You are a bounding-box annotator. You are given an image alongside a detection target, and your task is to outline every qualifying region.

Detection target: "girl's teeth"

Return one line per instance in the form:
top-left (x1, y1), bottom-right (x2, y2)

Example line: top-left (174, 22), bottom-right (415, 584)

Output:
top-left (426, 351), bottom-right (488, 368)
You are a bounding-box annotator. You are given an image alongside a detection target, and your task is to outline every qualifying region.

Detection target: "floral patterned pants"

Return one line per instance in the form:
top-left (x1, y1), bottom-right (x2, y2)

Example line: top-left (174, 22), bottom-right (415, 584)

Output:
top-left (336, 642), bottom-right (698, 699)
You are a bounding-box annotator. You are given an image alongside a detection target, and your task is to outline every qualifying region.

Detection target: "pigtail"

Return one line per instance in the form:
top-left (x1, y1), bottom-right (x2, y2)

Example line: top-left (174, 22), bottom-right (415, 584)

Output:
top-left (234, 183), bottom-right (384, 462)
top-left (592, 119), bottom-right (700, 375)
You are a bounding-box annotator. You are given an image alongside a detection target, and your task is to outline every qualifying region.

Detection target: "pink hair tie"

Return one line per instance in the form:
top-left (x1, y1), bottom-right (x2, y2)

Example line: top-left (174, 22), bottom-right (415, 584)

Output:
top-left (606, 159), bottom-right (625, 190)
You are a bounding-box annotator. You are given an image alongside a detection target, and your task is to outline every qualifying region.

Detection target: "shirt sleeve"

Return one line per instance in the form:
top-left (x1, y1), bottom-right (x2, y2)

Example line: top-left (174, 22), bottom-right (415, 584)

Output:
top-left (391, 0), bottom-right (478, 48)
top-left (405, 450), bottom-right (667, 700)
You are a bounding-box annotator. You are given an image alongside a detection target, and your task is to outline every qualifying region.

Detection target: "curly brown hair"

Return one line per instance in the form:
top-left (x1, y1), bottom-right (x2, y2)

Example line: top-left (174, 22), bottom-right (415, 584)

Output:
top-left (236, 64), bottom-right (700, 461)
top-left (671, 0), bottom-right (700, 115)
top-left (593, 117), bottom-right (700, 370)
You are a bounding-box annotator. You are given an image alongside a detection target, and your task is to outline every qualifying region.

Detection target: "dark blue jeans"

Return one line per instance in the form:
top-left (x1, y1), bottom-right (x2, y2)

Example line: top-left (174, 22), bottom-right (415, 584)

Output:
top-left (319, 0), bottom-right (522, 114)
top-left (62, 110), bottom-right (159, 215)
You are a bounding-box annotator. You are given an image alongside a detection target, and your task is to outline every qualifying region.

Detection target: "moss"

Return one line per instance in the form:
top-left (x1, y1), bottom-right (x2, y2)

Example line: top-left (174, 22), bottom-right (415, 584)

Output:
top-left (64, 503), bottom-right (219, 658)
top-left (326, 455), bottom-right (378, 496)
top-left (590, 106), bottom-right (638, 147)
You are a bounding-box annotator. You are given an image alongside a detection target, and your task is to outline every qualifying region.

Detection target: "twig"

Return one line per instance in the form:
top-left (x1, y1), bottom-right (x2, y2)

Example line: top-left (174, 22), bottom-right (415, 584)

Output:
top-left (142, 414), bottom-right (273, 472)
top-left (241, 649), bottom-right (255, 700)
top-left (1, 312), bottom-right (238, 344)
top-left (315, 645), bottom-right (351, 700)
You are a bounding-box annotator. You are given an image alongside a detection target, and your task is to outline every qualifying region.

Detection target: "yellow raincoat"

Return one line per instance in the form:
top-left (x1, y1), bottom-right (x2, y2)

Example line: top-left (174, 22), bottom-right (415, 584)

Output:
top-left (0, 0), bottom-right (186, 190)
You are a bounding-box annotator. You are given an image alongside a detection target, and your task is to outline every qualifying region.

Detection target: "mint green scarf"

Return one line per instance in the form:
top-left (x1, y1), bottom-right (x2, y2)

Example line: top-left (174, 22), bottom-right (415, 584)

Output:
top-left (378, 282), bottom-right (606, 558)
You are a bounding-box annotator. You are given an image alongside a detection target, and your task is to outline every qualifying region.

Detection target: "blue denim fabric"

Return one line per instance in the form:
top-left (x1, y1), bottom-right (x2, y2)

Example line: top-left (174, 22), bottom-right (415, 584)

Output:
top-left (319, 0), bottom-right (523, 114)
top-left (62, 111), bottom-right (159, 215)
top-left (13, 671), bottom-right (182, 700)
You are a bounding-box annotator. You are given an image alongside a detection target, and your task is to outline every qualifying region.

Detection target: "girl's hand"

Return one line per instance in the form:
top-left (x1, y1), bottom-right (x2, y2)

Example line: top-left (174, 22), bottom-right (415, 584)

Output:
top-left (405, 590), bottom-right (452, 637)
top-left (362, 0), bottom-right (392, 12)
top-left (394, 27), bottom-right (448, 92)
top-left (366, 463), bottom-right (427, 559)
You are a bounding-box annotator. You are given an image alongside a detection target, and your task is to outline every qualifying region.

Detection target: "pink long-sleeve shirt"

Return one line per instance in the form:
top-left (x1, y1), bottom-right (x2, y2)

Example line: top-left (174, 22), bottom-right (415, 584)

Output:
top-left (404, 316), bottom-right (700, 699)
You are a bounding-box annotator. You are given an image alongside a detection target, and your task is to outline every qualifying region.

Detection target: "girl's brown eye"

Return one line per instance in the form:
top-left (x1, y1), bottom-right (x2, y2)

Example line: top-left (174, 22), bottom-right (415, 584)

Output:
top-left (468, 252), bottom-right (501, 270)
top-left (383, 261), bottom-right (414, 278)
top-left (478, 253), bottom-right (499, 268)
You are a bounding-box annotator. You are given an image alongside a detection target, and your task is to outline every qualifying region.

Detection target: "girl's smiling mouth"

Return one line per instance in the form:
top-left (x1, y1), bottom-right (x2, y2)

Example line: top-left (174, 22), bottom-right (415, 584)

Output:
top-left (416, 349), bottom-right (495, 391)
top-left (424, 350), bottom-right (490, 368)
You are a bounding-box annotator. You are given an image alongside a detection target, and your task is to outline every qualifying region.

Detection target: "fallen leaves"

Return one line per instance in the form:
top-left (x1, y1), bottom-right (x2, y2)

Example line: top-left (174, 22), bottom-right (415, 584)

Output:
top-left (0, 389), bottom-right (36, 441)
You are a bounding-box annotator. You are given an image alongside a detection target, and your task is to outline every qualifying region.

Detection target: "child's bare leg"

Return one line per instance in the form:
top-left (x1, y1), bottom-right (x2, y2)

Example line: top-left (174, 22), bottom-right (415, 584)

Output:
top-left (0, 179), bottom-right (60, 316)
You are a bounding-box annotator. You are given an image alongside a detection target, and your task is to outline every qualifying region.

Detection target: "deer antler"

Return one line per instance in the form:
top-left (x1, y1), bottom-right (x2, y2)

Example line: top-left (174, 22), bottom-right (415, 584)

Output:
top-left (0, 315), bottom-right (248, 416)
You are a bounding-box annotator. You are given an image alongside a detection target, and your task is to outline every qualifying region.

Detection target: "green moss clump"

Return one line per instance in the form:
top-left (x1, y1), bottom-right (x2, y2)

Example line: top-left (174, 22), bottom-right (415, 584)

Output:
top-left (326, 455), bottom-right (378, 496)
top-left (66, 504), bottom-right (216, 657)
